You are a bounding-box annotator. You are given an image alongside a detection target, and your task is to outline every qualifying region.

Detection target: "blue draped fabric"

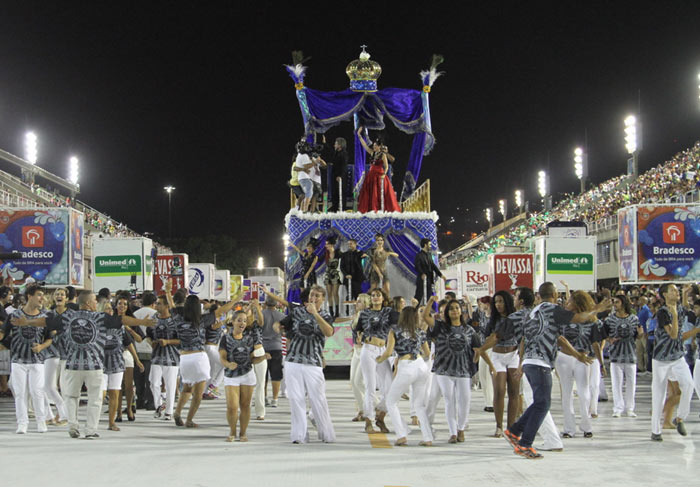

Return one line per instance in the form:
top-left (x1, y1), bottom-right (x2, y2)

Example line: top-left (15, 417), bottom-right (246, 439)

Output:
top-left (385, 233), bottom-right (419, 276)
top-left (401, 132), bottom-right (427, 201)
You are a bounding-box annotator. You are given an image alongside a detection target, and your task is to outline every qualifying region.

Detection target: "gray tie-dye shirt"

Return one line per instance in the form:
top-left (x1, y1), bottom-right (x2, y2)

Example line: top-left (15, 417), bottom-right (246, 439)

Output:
top-left (521, 302), bottom-right (575, 368)
top-left (2, 309), bottom-right (51, 364)
top-left (653, 305), bottom-right (685, 362)
top-left (604, 313), bottom-right (640, 364)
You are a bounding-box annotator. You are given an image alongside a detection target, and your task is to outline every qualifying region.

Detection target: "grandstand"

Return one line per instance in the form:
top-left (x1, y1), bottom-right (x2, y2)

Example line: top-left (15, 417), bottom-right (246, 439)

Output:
top-left (441, 141), bottom-right (700, 282)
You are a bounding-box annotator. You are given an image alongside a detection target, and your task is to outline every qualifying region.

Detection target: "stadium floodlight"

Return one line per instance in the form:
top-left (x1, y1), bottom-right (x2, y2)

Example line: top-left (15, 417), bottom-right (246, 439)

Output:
top-left (25, 132), bottom-right (37, 164)
top-left (498, 199), bottom-right (507, 220)
top-left (514, 190), bottom-right (523, 213)
top-left (574, 147), bottom-right (587, 194)
top-left (164, 186), bottom-right (175, 237)
top-left (537, 170), bottom-right (548, 198)
top-left (485, 207), bottom-right (492, 226)
top-left (257, 256), bottom-right (264, 270)
top-left (68, 156), bottom-right (79, 185)
top-left (624, 115), bottom-right (637, 154)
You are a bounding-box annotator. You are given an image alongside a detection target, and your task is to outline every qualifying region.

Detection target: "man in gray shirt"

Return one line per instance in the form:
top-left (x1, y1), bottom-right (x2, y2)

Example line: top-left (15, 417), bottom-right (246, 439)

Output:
top-left (261, 297), bottom-right (286, 407)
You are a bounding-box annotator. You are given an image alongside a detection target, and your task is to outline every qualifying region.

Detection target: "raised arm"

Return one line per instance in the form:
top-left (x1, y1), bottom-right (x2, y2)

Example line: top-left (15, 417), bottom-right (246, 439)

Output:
top-left (356, 127), bottom-right (372, 154)
top-left (122, 315), bottom-right (157, 328)
top-left (423, 296), bottom-right (436, 328)
top-left (571, 298), bottom-right (611, 324)
top-left (164, 279), bottom-right (175, 309)
top-left (307, 302), bottom-right (333, 337)
top-left (259, 283), bottom-right (290, 308)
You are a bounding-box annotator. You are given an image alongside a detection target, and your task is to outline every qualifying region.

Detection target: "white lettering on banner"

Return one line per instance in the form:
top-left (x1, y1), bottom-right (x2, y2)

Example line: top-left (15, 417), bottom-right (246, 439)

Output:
top-left (156, 258), bottom-right (172, 275)
top-left (18, 250), bottom-right (54, 258)
top-left (621, 249), bottom-right (632, 257)
top-left (652, 246), bottom-right (695, 256)
top-left (495, 257), bottom-right (532, 274)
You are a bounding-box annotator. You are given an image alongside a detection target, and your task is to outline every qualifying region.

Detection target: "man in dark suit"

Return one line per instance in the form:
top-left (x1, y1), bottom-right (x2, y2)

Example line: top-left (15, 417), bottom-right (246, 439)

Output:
top-left (340, 239), bottom-right (366, 302)
top-left (414, 238), bottom-right (444, 305)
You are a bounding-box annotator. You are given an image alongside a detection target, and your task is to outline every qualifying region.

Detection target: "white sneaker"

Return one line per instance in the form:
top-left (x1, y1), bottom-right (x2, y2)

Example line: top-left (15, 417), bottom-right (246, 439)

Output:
top-left (626, 411), bottom-right (637, 418)
top-left (271, 399), bottom-right (278, 407)
top-left (16, 424), bottom-right (28, 434)
top-left (37, 421), bottom-right (48, 433)
top-left (612, 411), bottom-right (621, 418)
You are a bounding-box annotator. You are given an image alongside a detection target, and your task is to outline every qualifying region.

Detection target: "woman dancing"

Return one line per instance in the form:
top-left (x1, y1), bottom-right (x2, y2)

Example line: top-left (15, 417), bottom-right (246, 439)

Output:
top-left (369, 234), bottom-right (398, 296)
top-left (350, 293), bottom-right (370, 422)
top-left (423, 296), bottom-right (487, 443)
top-left (172, 295), bottom-right (237, 428)
top-left (290, 239), bottom-right (318, 290)
top-left (220, 310), bottom-right (266, 442)
top-left (149, 293), bottom-right (180, 421)
top-left (358, 288), bottom-right (394, 434)
top-left (377, 306), bottom-right (433, 446)
top-left (324, 237), bottom-right (342, 318)
top-left (356, 127), bottom-right (401, 213)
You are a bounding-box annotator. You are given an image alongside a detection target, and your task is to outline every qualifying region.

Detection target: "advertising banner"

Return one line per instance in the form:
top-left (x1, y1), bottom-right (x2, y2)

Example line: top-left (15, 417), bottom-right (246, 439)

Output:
top-left (492, 254), bottom-right (534, 293)
top-left (635, 205), bottom-right (700, 282)
top-left (154, 254), bottom-right (188, 295)
top-left (533, 236), bottom-right (596, 291)
top-left (214, 270), bottom-right (231, 301)
top-left (460, 262), bottom-right (491, 297)
top-left (0, 208), bottom-right (71, 286)
top-left (618, 207), bottom-right (637, 282)
top-left (187, 263), bottom-right (216, 299)
top-left (92, 237), bottom-right (154, 292)
top-left (230, 275), bottom-right (243, 300)
top-left (69, 209), bottom-right (84, 286)
top-left (441, 267), bottom-right (461, 297)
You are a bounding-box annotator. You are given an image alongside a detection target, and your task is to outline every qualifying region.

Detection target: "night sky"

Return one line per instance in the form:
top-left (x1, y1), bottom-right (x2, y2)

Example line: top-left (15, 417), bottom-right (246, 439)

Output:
top-left (2, 3), bottom-right (700, 266)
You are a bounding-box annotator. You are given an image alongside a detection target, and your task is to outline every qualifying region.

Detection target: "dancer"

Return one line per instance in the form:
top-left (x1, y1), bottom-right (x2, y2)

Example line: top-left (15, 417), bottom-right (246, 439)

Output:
top-left (480, 290), bottom-right (518, 437)
top-left (273, 285), bottom-right (336, 444)
top-left (356, 127), bottom-right (401, 213)
top-left (41, 288), bottom-right (69, 426)
top-left (103, 300), bottom-right (142, 431)
top-left (261, 296), bottom-right (286, 408)
top-left (556, 291), bottom-right (605, 438)
top-left (244, 300), bottom-right (268, 421)
top-left (369, 234), bottom-right (398, 296)
top-left (604, 294), bottom-right (642, 417)
top-left (377, 306), bottom-right (433, 446)
top-left (203, 303), bottom-right (228, 401)
top-left (324, 237), bottom-right (342, 318)
top-left (650, 283), bottom-right (700, 441)
top-left (149, 294), bottom-right (180, 421)
top-left (423, 296), bottom-right (486, 443)
top-left (220, 310), bottom-right (266, 442)
top-left (0, 284), bottom-right (51, 434)
top-left (357, 288), bottom-right (394, 434)
top-left (413, 238), bottom-right (444, 305)
top-left (172, 295), bottom-right (237, 428)
top-left (350, 293), bottom-right (370, 421)
top-left (474, 297), bottom-right (494, 413)
top-left (503, 282), bottom-right (609, 459)
top-left (290, 239), bottom-right (318, 289)
top-left (114, 296), bottom-right (145, 422)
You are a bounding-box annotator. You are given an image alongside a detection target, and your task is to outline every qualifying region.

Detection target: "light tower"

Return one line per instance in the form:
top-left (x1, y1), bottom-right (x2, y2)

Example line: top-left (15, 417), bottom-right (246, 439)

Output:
top-left (574, 147), bottom-right (587, 194)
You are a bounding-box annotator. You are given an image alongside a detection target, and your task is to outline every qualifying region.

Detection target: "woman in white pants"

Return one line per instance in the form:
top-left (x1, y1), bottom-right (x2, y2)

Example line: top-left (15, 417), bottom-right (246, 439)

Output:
top-left (358, 288), bottom-right (394, 434)
top-left (423, 297), bottom-right (487, 443)
top-left (557, 291), bottom-right (605, 438)
top-left (474, 298), bottom-right (494, 412)
top-left (604, 295), bottom-right (642, 417)
top-left (273, 285), bottom-right (336, 444)
top-left (203, 309), bottom-right (227, 400)
top-left (377, 306), bottom-right (432, 446)
top-left (349, 294), bottom-right (370, 421)
top-left (42, 288), bottom-right (69, 426)
top-left (244, 301), bottom-right (268, 421)
top-left (148, 294), bottom-right (180, 420)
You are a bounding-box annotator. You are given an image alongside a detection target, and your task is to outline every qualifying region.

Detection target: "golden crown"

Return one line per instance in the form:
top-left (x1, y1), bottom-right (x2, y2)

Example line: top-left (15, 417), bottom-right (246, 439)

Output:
top-left (346, 46), bottom-right (382, 92)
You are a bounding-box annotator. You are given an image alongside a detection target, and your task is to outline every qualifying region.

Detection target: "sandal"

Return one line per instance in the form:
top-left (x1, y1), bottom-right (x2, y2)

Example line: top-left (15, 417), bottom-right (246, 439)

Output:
top-left (174, 414), bottom-right (184, 427)
top-left (364, 418), bottom-right (378, 434)
top-left (185, 420), bottom-right (199, 428)
top-left (457, 430), bottom-right (465, 442)
top-left (239, 435), bottom-right (248, 442)
top-left (108, 425), bottom-right (121, 431)
top-left (493, 428), bottom-right (504, 438)
top-left (448, 435), bottom-right (458, 444)
top-left (394, 438), bottom-right (407, 446)
top-left (352, 413), bottom-right (364, 422)
top-left (225, 435), bottom-right (235, 442)
top-left (419, 441), bottom-right (432, 447)
top-left (410, 416), bottom-right (419, 426)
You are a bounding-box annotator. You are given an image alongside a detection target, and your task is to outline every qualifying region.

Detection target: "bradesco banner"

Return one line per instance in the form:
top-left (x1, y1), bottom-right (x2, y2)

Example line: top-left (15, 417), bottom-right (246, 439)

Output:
top-left (69, 209), bottom-right (84, 286)
top-left (0, 208), bottom-right (71, 286)
top-left (154, 254), bottom-right (189, 295)
top-left (460, 262), bottom-right (491, 297)
top-left (492, 254), bottom-right (533, 293)
top-left (618, 206), bottom-right (637, 282)
top-left (636, 205), bottom-right (700, 282)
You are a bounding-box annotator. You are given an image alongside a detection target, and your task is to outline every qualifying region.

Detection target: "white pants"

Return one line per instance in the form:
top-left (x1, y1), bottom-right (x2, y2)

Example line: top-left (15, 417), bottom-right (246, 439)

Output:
top-left (425, 365), bottom-right (442, 426)
top-left (522, 371), bottom-right (563, 450)
top-left (610, 362), bottom-right (637, 414)
top-left (349, 347), bottom-right (365, 413)
top-left (435, 375), bottom-right (471, 436)
top-left (556, 353), bottom-right (592, 435)
top-left (43, 357), bottom-right (67, 421)
top-left (10, 363), bottom-right (47, 428)
top-left (285, 362), bottom-right (335, 443)
top-left (386, 358), bottom-right (432, 442)
top-left (149, 364), bottom-right (179, 415)
top-left (478, 352), bottom-right (494, 408)
top-left (360, 344), bottom-right (392, 420)
top-left (62, 368), bottom-right (103, 435)
top-left (204, 344), bottom-right (225, 390)
top-left (253, 360), bottom-right (268, 417)
top-left (589, 358), bottom-right (603, 415)
top-left (651, 358), bottom-right (694, 435)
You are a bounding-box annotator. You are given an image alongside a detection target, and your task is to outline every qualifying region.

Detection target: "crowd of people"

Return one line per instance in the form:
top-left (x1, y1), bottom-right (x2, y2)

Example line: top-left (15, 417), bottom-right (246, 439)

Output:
top-left (289, 129), bottom-right (402, 214)
top-left (455, 141), bottom-right (700, 264)
top-left (3, 263), bottom-right (700, 457)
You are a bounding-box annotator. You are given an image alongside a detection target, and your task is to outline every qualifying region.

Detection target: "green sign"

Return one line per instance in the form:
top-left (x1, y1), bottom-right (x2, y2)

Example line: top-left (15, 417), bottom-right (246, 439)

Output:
top-left (547, 253), bottom-right (593, 274)
top-left (95, 255), bottom-right (142, 276)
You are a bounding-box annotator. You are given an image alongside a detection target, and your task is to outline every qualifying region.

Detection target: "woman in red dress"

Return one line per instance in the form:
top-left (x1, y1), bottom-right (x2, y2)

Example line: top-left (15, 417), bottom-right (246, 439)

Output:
top-left (357, 128), bottom-right (401, 213)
